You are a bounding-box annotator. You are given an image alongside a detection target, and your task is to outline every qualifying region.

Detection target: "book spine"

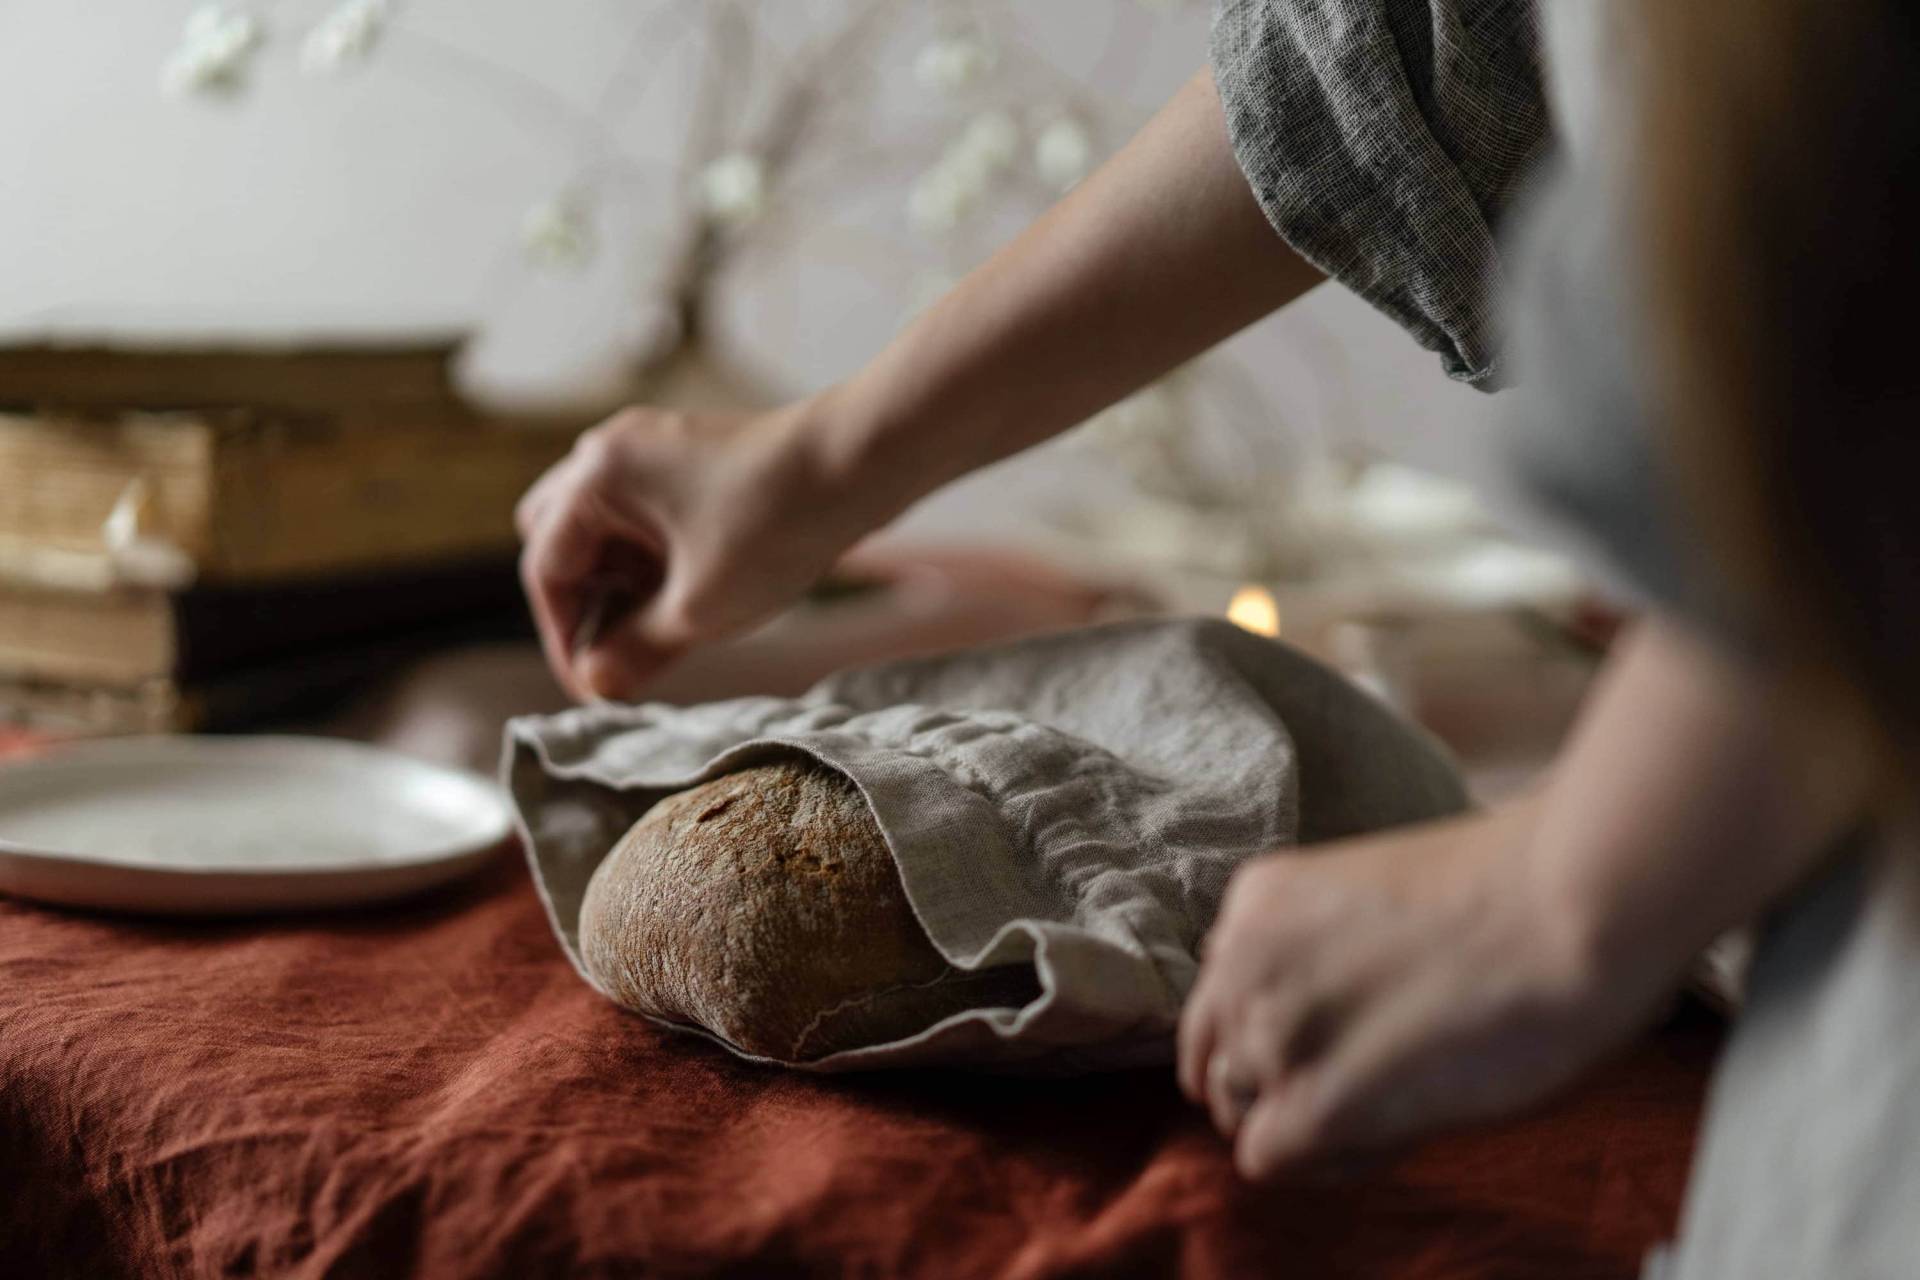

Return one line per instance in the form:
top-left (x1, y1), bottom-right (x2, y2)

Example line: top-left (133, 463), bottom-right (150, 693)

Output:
top-left (206, 421), bottom-right (570, 579)
top-left (0, 410), bottom-right (575, 587)
top-left (0, 413), bottom-right (219, 568)
top-left (0, 587), bottom-right (176, 684)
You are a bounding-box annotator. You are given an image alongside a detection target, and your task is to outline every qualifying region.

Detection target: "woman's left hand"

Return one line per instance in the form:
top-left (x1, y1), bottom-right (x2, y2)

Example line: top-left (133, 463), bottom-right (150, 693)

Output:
top-left (1176, 800), bottom-right (1681, 1181)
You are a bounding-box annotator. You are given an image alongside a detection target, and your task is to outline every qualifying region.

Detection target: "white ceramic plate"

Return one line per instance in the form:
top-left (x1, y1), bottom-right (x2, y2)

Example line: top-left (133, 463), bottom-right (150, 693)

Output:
top-left (0, 736), bottom-right (513, 916)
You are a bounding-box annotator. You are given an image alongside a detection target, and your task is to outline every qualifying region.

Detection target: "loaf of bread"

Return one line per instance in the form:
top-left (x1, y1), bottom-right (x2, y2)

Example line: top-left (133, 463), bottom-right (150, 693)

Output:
top-left (578, 757), bottom-right (1037, 1062)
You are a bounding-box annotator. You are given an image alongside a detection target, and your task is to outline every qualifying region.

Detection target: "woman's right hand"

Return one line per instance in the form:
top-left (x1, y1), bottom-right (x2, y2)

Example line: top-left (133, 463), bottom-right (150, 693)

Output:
top-left (515, 396), bottom-right (883, 702)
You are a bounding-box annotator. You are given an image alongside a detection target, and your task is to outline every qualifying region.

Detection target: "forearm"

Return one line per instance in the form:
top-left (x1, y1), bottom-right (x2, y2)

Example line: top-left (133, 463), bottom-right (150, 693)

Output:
top-left (1532, 618), bottom-right (1871, 980)
top-left (811, 68), bottom-right (1321, 523)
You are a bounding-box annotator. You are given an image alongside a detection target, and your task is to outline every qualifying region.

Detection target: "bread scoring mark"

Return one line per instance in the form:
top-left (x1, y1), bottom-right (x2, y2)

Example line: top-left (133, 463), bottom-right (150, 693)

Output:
top-left (696, 796), bottom-right (738, 823)
top-left (762, 841), bottom-right (838, 877)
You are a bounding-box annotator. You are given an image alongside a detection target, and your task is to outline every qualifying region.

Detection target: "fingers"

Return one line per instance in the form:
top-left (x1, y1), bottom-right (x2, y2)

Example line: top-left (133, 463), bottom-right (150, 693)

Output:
top-left (1229, 1005), bottom-right (1397, 1181)
top-left (1232, 1016), bottom-right (1411, 1182)
top-left (514, 401), bottom-right (872, 704)
top-left (575, 639), bottom-right (678, 703)
top-left (518, 416), bottom-right (681, 702)
top-left (1177, 857), bottom-right (1309, 1106)
top-left (1234, 1080), bottom-right (1343, 1181)
top-left (516, 494), bottom-right (734, 704)
top-left (1191, 981), bottom-right (1346, 1136)
top-left (1176, 813), bottom-right (1624, 1185)
top-left (1177, 866), bottom-right (1275, 1103)
top-left (1176, 966), bottom-right (1220, 1103)
top-left (1229, 982), bottom-right (1468, 1181)
top-left (514, 459), bottom-right (572, 539)
top-left (1177, 858), bottom-right (1370, 1155)
top-left (1180, 950), bottom-right (1288, 1125)
top-left (1206, 1048), bottom-right (1261, 1135)
top-left (518, 441), bottom-right (601, 698)
top-left (1198, 968), bottom-right (1414, 1173)
top-left (575, 582), bottom-right (685, 702)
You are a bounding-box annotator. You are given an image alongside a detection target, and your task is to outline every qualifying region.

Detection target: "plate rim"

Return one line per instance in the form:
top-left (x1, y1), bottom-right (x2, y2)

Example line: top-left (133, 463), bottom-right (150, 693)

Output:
top-left (0, 734), bottom-right (513, 876)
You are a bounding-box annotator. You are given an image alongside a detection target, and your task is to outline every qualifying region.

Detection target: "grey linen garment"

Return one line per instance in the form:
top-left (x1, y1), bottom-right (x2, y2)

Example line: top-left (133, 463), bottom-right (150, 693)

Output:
top-left (1502, 6), bottom-right (1920, 1278)
top-left (1210, 0), bottom-right (1549, 387)
top-left (1644, 852), bottom-right (1920, 1280)
top-left (505, 619), bottom-right (1466, 1073)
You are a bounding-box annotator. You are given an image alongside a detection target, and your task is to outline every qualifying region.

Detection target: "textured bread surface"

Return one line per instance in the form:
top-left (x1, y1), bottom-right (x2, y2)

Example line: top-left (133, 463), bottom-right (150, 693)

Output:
top-left (579, 757), bottom-right (1037, 1062)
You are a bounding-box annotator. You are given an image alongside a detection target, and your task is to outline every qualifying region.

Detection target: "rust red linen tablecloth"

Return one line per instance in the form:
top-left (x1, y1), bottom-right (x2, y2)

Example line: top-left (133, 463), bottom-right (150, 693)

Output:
top-left (0, 852), bottom-right (1719, 1279)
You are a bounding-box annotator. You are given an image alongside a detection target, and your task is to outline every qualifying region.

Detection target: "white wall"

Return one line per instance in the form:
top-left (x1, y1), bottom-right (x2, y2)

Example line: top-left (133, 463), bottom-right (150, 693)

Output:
top-left (0, 1), bottom-right (1497, 480)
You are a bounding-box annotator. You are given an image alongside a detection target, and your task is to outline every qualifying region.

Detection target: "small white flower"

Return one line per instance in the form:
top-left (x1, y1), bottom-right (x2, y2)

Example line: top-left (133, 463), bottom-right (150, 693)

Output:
top-left (908, 114), bottom-right (1021, 236)
top-left (700, 153), bottom-right (767, 227)
top-left (909, 165), bottom-right (974, 234)
top-left (959, 111), bottom-right (1020, 171)
top-left (939, 146), bottom-right (997, 202)
top-left (300, 0), bottom-right (391, 75)
top-left (1342, 462), bottom-right (1486, 540)
top-left (1034, 118), bottom-right (1095, 191)
top-left (521, 194), bottom-right (595, 270)
top-left (161, 6), bottom-right (264, 96)
top-left (1419, 541), bottom-right (1586, 611)
top-left (912, 34), bottom-right (996, 94)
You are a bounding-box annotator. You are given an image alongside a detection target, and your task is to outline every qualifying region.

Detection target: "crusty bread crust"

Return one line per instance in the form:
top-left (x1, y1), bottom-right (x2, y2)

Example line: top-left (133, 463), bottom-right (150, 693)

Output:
top-left (579, 757), bottom-right (1035, 1061)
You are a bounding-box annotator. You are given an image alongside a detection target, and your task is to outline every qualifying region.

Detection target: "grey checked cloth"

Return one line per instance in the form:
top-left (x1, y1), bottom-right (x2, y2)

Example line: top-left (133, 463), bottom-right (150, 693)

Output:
top-left (504, 620), bottom-right (1466, 1072)
top-left (1211, 0), bottom-right (1549, 387)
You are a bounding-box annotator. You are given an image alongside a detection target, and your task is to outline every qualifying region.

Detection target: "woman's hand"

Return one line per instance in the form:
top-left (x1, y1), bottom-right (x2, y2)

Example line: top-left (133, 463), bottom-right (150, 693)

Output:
top-left (1176, 801), bottom-right (1686, 1181)
top-left (516, 397), bottom-right (885, 702)
top-left (515, 69), bottom-right (1326, 705)
top-left (1177, 619), bottom-right (1870, 1182)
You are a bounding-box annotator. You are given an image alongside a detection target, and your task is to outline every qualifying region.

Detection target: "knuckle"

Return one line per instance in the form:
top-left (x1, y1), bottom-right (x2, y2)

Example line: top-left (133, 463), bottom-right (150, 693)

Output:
top-left (1241, 1096), bottom-right (1335, 1178)
top-left (1223, 858), bottom-right (1284, 909)
top-left (659, 568), bottom-right (731, 634)
top-left (1212, 891), bottom-right (1259, 943)
top-left (574, 407), bottom-right (694, 485)
top-left (519, 516), bottom-right (578, 586)
top-left (579, 409), bottom-right (656, 460)
top-left (1195, 926), bottom-right (1231, 974)
top-left (517, 542), bottom-right (550, 594)
top-left (1245, 853), bottom-right (1295, 891)
top-left (573, 424), bottom-right (623, 471)
top-left (1178, 980), bottom-right (1219, 1037)
top-left (647, 595), bottom-right (706, 644)
top-left (1239, 998), bottom-right (1291, 1064)
top-left (602, 406), bottom-right (652, 435)
top-left (1293, 1096), bottom-right (1345, 1155)
top-left (513, 488), bottom-right (545, 536)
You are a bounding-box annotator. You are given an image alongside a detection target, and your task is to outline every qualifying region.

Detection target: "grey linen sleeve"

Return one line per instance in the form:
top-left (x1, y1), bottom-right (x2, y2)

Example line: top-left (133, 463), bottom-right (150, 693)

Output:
top-left (1211, 0), bottom-right (1549, 388)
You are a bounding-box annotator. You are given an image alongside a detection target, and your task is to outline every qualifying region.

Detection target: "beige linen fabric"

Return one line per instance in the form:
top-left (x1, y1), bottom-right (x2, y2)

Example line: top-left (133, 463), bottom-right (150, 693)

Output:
top-left (504, 619), bottom-right (1467, 1072)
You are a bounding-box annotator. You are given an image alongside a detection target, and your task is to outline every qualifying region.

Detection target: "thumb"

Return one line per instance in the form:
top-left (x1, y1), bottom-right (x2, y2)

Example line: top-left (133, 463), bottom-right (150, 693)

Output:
top-left (575, 628), bottom-right (682, 703)
top-left (570, 555), bottom-right (681, 703)
top-left (580, 543), bottom-right (797, 698)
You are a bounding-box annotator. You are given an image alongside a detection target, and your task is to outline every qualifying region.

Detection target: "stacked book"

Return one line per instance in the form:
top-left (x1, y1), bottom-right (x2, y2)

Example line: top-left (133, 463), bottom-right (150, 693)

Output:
top-left (0, 343), bottom-right (576, 736)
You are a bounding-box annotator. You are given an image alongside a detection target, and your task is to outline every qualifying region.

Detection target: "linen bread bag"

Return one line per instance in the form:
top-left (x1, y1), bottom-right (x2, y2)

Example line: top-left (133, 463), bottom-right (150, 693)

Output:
top-left (505, 618), bottom-right (1467, 1073)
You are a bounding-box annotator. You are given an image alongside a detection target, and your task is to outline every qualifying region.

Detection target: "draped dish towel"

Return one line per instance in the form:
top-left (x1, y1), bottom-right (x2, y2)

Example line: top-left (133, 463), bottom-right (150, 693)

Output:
top-left (504, 619), bottom-right (1467, 1072)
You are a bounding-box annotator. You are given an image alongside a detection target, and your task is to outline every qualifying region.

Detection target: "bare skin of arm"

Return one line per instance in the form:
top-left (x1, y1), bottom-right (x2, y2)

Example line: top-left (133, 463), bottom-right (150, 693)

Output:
top-left (1177, 618), bottom-right (1870, 1179)
top-left (516, 68), bottom-right (1322, 700)
top-left (518, 64), bottom-right (1855, 1179)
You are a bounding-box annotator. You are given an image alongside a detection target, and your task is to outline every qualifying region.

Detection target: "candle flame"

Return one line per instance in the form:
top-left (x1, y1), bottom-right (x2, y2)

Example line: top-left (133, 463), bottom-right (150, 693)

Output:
top-left (1226, 585), bottom-right (1281, 638)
